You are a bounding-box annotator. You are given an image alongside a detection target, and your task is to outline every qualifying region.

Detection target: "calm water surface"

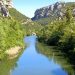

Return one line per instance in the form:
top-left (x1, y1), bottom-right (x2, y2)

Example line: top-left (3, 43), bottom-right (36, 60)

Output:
top-left (12, 36), bottom-right (67, 75)
top-left (0, 36), bottom-right (75, 75)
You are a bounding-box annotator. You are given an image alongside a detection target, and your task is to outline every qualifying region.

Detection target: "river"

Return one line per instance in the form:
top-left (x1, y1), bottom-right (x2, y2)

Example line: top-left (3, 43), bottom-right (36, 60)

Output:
top-left (0, 35), bottom-right (75, 75)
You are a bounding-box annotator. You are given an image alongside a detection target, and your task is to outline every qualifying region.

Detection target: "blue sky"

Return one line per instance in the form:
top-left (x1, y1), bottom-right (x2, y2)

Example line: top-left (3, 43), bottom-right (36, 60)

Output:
top-left (13, 0), bottom-right (75, 18)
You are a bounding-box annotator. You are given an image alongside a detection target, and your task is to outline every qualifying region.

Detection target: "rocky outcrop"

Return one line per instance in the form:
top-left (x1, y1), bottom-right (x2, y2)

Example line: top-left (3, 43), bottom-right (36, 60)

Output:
top-left (32, 2), bottom-right (75, 20)
top-left (6, 0), bottom-right (13, 8)
top-left (73, 8), bottom-right (75, 17)
top-left (32, 2), bottom-right (65, 20)
top-left (0, 0), bottom-right (13, 8)
top-left (5, 46), bottom-right (22, 59)
top-left (0, 0), bottom-right (13, 17)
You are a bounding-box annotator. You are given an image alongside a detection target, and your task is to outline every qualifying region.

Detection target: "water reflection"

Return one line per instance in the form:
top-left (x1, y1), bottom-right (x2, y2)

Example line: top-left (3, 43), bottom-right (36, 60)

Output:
top-left (11, 36), bottom-right (68, 75)
top-left (0, 59), bottom-right (18, 75)
top-left (0, 36), bottom-right (74, 75)
top-left (37, 42), bottom-right (75, 75)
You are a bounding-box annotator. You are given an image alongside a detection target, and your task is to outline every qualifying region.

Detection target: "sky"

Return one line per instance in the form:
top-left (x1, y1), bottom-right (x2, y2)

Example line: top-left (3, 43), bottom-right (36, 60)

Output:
top-left (13, 0), bottom-right (75, 18)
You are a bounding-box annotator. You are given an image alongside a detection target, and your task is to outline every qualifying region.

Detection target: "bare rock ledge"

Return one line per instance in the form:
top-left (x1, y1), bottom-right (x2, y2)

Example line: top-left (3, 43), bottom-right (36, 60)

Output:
top-left (5, 46), bottom-right (22, 59)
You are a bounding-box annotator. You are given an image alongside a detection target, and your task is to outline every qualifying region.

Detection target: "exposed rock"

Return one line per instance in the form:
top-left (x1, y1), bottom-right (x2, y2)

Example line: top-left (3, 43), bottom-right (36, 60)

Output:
top-left (6, 0), bottom-right (13, 8)
top-left (32, 2), bottom-right (75, 21)
top-left (0, 0), bottom-right (12, 17)
top-left (0, 0), bottom-right (13, 8)
top-left (0, 4), bottom-right (9, 17)
top-left (73, 8), bottom-right (75, 17)
top-left (5, 46), bottom-right (22, 59)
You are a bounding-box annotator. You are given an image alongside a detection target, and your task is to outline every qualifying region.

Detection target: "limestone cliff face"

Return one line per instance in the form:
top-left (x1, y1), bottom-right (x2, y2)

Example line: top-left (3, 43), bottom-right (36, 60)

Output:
top-left (6, 0), bottom-right (13, 8)
top-left (0, 0), bottom-right (13, 17)
top-left (32, 2), bottom-right (65, 20)
top-left (0, 0), bottom-right (13, 8)
top-left (32, 2), bottom-right (75, 20)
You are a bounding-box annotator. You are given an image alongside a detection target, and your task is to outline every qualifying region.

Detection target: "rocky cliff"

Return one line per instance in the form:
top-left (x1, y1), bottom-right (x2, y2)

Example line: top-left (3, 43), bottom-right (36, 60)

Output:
top-left (6, 0), bottom-right (13, 8)
top-left (0, 0), bottom-right (13, 8)
top-left (32, 2), bottom-right (75, 21)
top-left (0, 0), bottom-right (13, 17)
top-left (0, 0), bottom-right (28, 22)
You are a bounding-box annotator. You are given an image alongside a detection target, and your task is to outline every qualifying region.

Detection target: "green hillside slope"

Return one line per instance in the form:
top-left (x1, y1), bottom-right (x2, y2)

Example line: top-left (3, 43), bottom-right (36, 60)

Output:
top-left (9, 8), bottom-right (28, 22)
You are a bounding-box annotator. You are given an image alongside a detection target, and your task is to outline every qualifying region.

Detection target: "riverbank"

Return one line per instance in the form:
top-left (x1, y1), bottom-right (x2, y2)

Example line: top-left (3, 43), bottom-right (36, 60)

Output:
top-left (0, 46), bottom-right (24, 60)
top-left (37, 42), bottom-right (75, 74)
top-left (0, 18), bottom-right (26, 60)
top-left (37, 41), bottom-right (75, 70)
top-left (37, 19), bottom-right (75, 68)
top-left (5, 46), bottom-right (22, 59)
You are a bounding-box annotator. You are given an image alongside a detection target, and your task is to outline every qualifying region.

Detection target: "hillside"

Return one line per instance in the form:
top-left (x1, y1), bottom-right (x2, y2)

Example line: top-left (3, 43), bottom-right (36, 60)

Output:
top-left (32, 2), bottom-right (75, 25)
top-left (0, 0), bottom-right (29, 22)
top-left (9, 8), bottom-right (29, 22)
top-left (0, 1), bottom-right (30, 59)
top-left (36, 2), bottom-right (75, 66)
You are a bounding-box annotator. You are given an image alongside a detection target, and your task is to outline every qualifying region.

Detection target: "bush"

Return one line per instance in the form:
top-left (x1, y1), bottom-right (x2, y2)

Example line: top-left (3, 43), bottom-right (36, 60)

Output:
top-left (0, 18), bottom-right (25, 51)
top-left (58, 22), bottom-right (75, 52)
top-left (38, 19), bottom-right (75, 53)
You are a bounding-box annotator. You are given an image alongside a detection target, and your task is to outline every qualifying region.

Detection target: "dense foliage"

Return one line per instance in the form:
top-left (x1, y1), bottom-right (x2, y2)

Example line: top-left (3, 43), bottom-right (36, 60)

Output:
top-left (0, 18), bottom-right (26, 59)
top-left (37, 8), bottom-right (75, 63)
top-left (22, 21), bottom-right (42, 36)
top-left (38, 20), bottom-right (75, 51)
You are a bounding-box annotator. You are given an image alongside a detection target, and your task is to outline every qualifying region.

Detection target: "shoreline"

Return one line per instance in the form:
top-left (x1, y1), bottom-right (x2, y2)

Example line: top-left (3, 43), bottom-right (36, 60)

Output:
top-left (5, 46), bottom-right (22, 59)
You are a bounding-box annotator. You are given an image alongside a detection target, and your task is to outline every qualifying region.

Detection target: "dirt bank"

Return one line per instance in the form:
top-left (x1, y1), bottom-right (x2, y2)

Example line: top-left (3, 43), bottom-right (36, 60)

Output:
top-left (5, 46), bottom-right (22, 59)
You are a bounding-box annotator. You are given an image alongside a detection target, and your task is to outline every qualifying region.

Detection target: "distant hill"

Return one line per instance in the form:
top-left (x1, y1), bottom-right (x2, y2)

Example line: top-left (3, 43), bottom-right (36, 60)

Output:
top-left (32, 2), bottom-right (75, 24)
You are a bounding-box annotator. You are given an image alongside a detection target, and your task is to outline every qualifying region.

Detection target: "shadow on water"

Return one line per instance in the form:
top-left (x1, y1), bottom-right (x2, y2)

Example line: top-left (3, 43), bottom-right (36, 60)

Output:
top-left (0, 35), bottom-right (75, 75)
top-left (11, 35), bottom-right (73, 75)
top-left (37, 42), bottom-right (75, 75)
